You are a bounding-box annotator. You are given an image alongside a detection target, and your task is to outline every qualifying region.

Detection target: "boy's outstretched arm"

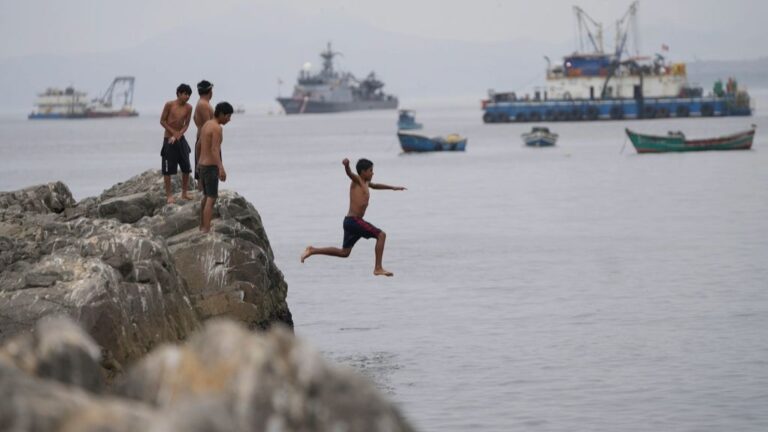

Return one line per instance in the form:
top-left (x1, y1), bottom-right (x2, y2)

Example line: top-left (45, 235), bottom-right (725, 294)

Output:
top-left (369, 183), bottom-right (407, 191)
top-left (342, 158), bottom-right (362, 185)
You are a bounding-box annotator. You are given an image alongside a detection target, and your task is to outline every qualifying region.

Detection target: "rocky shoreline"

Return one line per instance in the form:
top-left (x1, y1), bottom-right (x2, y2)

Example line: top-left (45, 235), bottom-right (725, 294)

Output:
top-left (0, 171), bottom-right (415, 432)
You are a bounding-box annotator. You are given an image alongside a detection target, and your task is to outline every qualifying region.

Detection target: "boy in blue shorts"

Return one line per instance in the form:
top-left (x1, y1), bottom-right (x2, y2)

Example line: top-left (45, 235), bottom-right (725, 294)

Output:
top-left (301, 158), bottom-right (406, 277)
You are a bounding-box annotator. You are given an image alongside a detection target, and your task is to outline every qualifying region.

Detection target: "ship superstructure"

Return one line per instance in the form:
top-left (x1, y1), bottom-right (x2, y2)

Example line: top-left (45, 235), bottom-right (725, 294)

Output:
top-left (277, 43), bottom-right (398, 114)
top-left (482, 2), bottom-right (752, 122)
top-left (29, 76), bottom-right (138, 119)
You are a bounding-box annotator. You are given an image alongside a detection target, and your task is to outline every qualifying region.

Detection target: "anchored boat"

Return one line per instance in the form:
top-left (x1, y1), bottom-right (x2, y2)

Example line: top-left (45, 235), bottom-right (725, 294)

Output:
top-left (482, 2), bottom-right (752, 123)
top-left (29, 76), bottom-right (138, 120)
top-left (625, 125), bottom-right (756, 153)
top-left (276, 43), bottom-right (398, 114)
top-left (397, 132), bottom-right (467, 153)
top-left (522, 127), bottom-right (558, 147)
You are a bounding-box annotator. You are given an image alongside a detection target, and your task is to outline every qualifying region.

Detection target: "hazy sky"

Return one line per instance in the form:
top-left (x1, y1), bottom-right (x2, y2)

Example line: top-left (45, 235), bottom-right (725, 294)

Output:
top-left (2, 0), bottom-right (766, 60)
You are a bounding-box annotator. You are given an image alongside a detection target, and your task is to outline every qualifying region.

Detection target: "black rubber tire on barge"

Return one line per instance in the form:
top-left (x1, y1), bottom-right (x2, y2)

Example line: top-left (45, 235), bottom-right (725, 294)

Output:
top-left (529, 111), bottom-right (542, 122)
top-left (676, 106), bottom-right (690, 117)
top-left (701, 103), bottom-right (715, 117)
top-left (643, 106), bottom-right (656, 119)
top-left (515, 112), bottom-right (528, 122)
top-left (483, 112), bottom-right (496, 123)
top-left (609, 106), bottom-right (624, 120)
top-left (586, 106), bottom-right (599, 120)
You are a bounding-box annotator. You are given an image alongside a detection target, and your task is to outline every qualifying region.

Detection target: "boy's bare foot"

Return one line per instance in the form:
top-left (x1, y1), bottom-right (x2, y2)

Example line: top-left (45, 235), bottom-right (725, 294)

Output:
top-left (374, 268), bottom-right (394, 277)
top-left (200, 227), bottom-right (210, 234)
top-left (166, 196), bottom-right (176, 204)
top-left (300, 246), bottom-right (312, 263)
top-left (181, 193), bottom-right (193, 201)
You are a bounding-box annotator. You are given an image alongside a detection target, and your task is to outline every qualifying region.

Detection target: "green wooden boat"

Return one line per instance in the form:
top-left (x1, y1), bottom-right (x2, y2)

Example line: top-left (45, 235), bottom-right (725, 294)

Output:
top-left (625, 125), bottom-right (756, 153)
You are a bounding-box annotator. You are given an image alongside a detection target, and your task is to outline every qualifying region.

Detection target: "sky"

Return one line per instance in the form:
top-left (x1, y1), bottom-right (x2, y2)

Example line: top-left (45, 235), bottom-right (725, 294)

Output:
top-left (2, 0), bottom-right (766, 60)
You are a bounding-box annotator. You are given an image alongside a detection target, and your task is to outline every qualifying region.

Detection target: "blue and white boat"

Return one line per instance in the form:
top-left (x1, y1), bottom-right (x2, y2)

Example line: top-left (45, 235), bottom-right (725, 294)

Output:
top-left (522, 127), bottom-right (558, 147)
top-left (397, 132), bottom-right (467, 153)
top-left (397, 109), bottom-right (422, 130)
top-left (482, 2), bottom-right (752, 123)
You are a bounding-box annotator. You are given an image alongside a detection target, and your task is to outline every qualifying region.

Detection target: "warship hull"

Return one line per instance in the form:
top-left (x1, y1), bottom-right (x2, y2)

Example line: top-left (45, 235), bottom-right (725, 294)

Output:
top-left (277, 97), bottom-right (398, 114)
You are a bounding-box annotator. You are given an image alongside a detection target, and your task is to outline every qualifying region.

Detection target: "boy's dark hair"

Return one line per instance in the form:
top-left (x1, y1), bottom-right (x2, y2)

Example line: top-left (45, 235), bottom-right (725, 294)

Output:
top-left (215, 102), bottom-right (234, 117)
top-left (197, 80), bottom-right (213, 96)
top-left (176, 83), bottom-right (192, 95)
top-left (356, 158), bottom-right (373, 174)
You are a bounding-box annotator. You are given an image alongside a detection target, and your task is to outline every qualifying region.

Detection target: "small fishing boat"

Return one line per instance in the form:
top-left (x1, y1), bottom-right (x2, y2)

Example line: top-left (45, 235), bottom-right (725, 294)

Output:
top-left (397, 132), bottom-right (467, 153)
top-left (625, 125), bottom-right (756, 153)
top-left (522, 126), bottom-right (558, 147)
top-left (397, 109), bottom-right (422, 130)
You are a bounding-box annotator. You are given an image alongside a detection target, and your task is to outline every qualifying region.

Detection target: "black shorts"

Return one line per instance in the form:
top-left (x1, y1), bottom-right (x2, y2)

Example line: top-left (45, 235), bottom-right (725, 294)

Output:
top-left (161, 136), bottom-right (191, 175)
top-left (342, 216), bottom-right (382, 249)
top-left (199, 165), bottom-right (219, 198)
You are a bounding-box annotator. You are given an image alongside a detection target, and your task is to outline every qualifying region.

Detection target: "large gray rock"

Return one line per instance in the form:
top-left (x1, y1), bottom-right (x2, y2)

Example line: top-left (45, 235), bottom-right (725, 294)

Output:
top-left (0, 212), bottom-right (201, 372)
top-left (0, 316), bottom-right (103, 393)
top-left (0, 361), bottom-right (155, 432)
top-left (118, 320), bottom-right (415, 432)
top-left (1, 169), bottom-right (292, 374)
top-left (0, 181), bottom-right (76, 214)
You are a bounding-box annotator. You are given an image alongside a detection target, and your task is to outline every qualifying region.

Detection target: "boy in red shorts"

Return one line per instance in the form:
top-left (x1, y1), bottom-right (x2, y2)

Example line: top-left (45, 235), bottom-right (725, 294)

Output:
top-left (301, 158), bottom-right (406, 277)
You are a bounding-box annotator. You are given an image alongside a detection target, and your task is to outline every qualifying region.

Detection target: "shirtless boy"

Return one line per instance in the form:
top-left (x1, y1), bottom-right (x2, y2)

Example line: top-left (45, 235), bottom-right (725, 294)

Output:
top-left (197, 102), bottom-right (234, 233)
top-left (160, 83), bottom-right (193, 204)
top-left (193, 80), bottom-right (214, 190)
top-left (301, 158), bottom-right (406, 277)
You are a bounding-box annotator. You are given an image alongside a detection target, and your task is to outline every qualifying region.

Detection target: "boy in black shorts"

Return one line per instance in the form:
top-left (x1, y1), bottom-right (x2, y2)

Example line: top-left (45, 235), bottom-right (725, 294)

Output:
top-left (160, 84), bottom-right (193, 204)
top-left (301, 158), bottom-right (406, 277)
top-left (197, 102), bottom-right (234, 233)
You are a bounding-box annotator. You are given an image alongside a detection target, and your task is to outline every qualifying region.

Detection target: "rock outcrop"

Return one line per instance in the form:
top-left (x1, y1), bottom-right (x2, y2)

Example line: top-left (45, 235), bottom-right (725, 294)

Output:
top-left (0, 170), bottom-right (292, 374)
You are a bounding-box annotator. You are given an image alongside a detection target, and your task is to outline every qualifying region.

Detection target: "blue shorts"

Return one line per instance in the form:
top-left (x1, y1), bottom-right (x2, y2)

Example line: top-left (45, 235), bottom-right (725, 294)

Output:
top-left (343, 216), bottom-right (382, 249)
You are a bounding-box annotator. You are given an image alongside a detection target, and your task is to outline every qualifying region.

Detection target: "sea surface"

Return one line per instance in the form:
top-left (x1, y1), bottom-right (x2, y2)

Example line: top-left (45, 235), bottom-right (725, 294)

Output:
top-left (2, 96), bottom-right (768, 431)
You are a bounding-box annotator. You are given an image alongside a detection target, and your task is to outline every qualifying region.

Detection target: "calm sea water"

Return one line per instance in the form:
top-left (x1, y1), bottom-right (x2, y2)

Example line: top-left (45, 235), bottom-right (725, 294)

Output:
top-left (1, 95), bottom-right (767, 431)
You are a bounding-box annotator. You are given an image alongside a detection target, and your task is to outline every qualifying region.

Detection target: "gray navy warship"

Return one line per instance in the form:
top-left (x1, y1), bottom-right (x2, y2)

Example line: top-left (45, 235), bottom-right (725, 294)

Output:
top-left (277, 43), bottom-right (398, 114)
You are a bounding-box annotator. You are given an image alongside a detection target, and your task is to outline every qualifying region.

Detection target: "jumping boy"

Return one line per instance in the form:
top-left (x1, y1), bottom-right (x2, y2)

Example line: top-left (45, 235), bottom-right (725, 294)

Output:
top-left (193, 80), bottom-right (214, 190)
top-left (160, 83), bottom-right (193, 204)
top-left (301, 158), bottom-right (406, 277)
top-left (197, 102), bottom-right (234, 233)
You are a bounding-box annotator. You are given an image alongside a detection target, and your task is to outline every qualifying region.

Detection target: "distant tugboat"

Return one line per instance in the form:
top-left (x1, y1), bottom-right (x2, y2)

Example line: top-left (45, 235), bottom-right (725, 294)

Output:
top-left (29, 76), bottom-right (138, 119)
top-left (276, 43), bottom-right (398, 114)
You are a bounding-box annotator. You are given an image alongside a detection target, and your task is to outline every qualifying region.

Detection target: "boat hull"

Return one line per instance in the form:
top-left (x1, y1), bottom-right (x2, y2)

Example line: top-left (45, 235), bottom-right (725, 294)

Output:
top-left (277, 97), bottom-right (398, 114)
top-left (483, 97), bottom-right (752, 123)
top-left (397, 122), bottom-right (423, 130)
top-left (28, 113), bottom-right (86, 120)
top-left (397, 133), bottom-right (466, 153)
top-left (625, 127), bottom-right (755, 153)
top-left (522, 131), bottom-right (558, 147)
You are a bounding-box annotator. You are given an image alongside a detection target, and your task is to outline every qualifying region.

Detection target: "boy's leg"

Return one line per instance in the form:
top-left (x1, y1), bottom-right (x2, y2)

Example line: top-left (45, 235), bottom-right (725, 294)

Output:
top-left (181, 173), bottom-right (192, 200)
top-left (301, 246), bottom-right (351, 262)
top-left (201, 197), bottom-right (216, 233)
top-left (199, 195), bottom-right (208, 230)
top-left (163, 175), bottom-right (175, 204)
top-left (373, 231), bottom-right (393, 277)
